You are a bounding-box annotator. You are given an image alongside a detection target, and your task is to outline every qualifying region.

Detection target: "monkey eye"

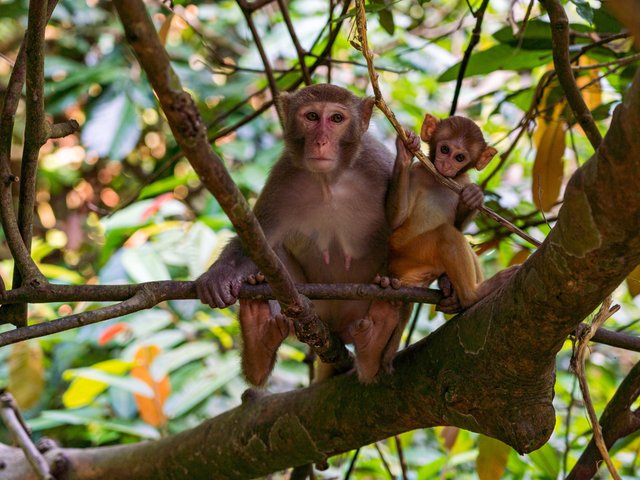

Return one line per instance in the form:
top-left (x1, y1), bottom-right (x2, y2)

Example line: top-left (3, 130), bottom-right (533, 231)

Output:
top-left (305, 112), bottom-right (319, 121)
top-left (455, 154), bottom-right (465, 163)
top-left (440, 145), bottom-right (450, 154)
top-left (330, 113), bottom-right (344, 123)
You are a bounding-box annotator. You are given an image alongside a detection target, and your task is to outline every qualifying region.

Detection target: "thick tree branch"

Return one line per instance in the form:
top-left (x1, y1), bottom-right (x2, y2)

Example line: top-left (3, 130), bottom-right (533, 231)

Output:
top-left (113, 0), bottom-right (349, 368)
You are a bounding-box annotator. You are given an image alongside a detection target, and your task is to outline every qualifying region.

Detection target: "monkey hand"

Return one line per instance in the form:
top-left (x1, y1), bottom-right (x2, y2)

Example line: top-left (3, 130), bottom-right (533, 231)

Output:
top-left (395, 130), bottom-right (420, 167)
top-left (460, 183), bottom-right (484, 210)
top-left (196, 263), bottom-right (245, 309)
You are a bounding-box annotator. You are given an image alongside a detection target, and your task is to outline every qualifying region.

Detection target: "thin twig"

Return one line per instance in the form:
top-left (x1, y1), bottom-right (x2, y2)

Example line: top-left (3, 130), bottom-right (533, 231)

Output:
top-left (394, 435), bottom-right (408, 480)
top-left (450, 0), bottom-right (490, 116)
top-left (571, 298), bottom-right (622, 480)
top-left (373, 443), bottom-right (394, 479)
top-left (276, 0), bottom-right (312, 85)
top-left (353, 0), bottom-right (541, 248)
top-left (0, 392), bottom-right (53, 480)
top-left (567, 360), bottom-right (640, 479)
top-left (237, 0), bottom-right (284, 124)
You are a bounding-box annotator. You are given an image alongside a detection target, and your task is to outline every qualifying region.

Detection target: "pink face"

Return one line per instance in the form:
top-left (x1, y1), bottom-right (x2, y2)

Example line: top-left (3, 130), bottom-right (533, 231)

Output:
top-left (297, 102), bottom-right (352, 173)
top-left (433, 138), bottom-right (473, 178)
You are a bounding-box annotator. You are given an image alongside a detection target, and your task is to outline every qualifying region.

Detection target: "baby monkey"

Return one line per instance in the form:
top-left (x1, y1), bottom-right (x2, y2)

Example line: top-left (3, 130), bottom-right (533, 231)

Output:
top-left (387, 114), bottom-right (508, 311)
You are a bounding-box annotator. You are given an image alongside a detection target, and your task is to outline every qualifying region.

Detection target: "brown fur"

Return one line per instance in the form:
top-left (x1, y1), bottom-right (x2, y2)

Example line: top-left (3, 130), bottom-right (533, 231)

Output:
top-left (197, 84), bottom-right (407, 385)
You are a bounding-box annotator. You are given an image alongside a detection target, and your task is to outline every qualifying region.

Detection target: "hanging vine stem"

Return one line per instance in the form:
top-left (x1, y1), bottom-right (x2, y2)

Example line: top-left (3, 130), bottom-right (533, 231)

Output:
top-left (571, 298), bottom-right (622, 480)
top-left (352, 0), bottom-right (540, 248)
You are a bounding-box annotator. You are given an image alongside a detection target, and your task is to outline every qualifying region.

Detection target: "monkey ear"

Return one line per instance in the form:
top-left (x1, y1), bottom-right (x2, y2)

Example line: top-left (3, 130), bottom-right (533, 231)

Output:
top-left (361, 97), bottom-right (375, 131)
top-left (476, 146), bottom-right (498, 171)
top-left (420, 114), bottom-right (439, 142)
top-left (278, 92), bottom-right (291, 122)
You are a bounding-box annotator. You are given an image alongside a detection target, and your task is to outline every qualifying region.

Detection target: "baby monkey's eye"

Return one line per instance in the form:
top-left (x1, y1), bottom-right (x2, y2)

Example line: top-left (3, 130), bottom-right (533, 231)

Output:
top-left (455, 154), bottom-right (465, 163)
top-left (440, 145), bottom-right (450, 154)
top-left (330, 113), bottom-right (344, 123)
top-left (306, 112), bottom-right (319, 121)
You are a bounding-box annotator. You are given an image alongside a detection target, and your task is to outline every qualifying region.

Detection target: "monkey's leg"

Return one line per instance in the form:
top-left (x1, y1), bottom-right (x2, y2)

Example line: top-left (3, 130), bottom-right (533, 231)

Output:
top-left (239, 299), bottom-right (291, 386)
top-left (380, 302), bottom-right (412, 373)
top-left (436, 224), bottom-right (481, 308)
top-left (349, 300), bottom-right (402, 383)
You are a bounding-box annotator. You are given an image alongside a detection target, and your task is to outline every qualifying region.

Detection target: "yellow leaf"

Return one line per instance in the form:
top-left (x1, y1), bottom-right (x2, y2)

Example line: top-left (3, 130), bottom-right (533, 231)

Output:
top-left (8, 342), bottom-right (44, 410)
top-left (576, 57), bottom-right (602, 111)
top-left (63, 377), bottom-right (108, 409)
top-left (477, 435), bottom-right (511, 480)
top-left (158, 14), bottom-right (174, 46)
top-left (132, 345), bottom-right (171, 427)
top-left (62, 359), bottom-right (133, 408)
top-left (509, 249), bottom-right (531, 266)
top-left (532, 116), bottom-right (566, 212)
top-left (627, 264), bottom-right (640, 297)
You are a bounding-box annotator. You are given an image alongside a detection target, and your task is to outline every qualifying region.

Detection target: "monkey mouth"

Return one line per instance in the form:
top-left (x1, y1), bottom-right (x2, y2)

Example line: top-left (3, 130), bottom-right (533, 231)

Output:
top-left (308, 157), bottom-right (337, 172)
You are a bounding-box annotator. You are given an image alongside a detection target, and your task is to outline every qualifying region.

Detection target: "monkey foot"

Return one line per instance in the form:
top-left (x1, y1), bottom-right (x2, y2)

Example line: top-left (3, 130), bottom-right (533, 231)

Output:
top-left (349, 302), bottom-right (401, 383)
top-left (322, 250), bottom-right (330, 266)
top-left (344, 255), bottom-right (352, 271)
top-left (239, 299), bottom-right (291, 386)
top-left (374, 274), bottom-right (401, 290)
top-left (437, 275), bottom-right (462, 314)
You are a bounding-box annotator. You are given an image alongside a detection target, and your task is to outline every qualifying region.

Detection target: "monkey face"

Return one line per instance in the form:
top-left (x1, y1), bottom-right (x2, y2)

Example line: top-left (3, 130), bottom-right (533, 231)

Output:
top-left (296, 101), bottom-right (353, 173)
top-left (433, 139), bottom-right (472, 178)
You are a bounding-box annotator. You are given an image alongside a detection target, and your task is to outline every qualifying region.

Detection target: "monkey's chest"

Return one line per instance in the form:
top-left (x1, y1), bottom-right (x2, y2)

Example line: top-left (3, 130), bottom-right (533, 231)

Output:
top-left (407, 187), bottom-right (458, 234)
top-left (280, 181), bottom-right (386, 279)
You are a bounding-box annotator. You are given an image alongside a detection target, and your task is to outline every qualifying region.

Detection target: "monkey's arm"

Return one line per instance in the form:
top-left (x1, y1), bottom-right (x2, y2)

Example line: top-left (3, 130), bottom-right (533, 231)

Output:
top-left (386, 132), bottom-right (419, 229)
top-left (454, 182), bottom-right (483, 230)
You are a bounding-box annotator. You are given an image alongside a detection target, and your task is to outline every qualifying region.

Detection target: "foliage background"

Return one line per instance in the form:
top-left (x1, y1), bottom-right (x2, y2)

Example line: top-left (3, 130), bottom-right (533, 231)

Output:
top-left (0, 0), bottom-right (639, 477)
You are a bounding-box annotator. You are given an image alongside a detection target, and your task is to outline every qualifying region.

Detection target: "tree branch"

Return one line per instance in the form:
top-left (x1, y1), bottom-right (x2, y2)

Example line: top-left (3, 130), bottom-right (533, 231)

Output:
top-left (540, 0), bottom-right (603, 150)
top-left (7, 0), bottom-right (50, 328)
top-left (450, 0), bottom-right (490, 116)
top-left (567, 360), bottom-right (640, 479)
top-left (113, 0), bottom-right (349, 368)
top-left (0, 393), bottom-right (52, 480)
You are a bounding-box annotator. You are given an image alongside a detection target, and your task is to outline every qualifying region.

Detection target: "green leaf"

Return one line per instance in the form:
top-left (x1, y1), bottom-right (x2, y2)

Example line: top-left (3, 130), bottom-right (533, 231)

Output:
top-left (438, 45), bottom-right (552, 82)
top-left (63, 368), bottom-right (154, 397)
top-left (528, 442), bottom-right (560, 479)
top-left (165, 361), bottom-right (241, 418)
top-left (81, 87), bottom-right (141, 161)
top-left (379, 9), bottom-right (395, 35)
top-left (151, 342), bottom-right (218, 378)
top-left (121, 245), bottom-right (172, 283)
top-left (572, 0), bottom-right (594, 25)
top-left (493, 20), bottom-right (553, 50)
top-left (36, 410), bottom-right (160, 440)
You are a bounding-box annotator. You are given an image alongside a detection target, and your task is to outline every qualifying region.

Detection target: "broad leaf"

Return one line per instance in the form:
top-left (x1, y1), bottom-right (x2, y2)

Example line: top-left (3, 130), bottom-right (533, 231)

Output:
top-left (532, 114), bottom-right (566, 212)
top-left (477, 435), bottom-right (511, 480)
top-left (8, 342), bottom-right (44, 410)
top-left (439, 45), bottom-right (552, 82)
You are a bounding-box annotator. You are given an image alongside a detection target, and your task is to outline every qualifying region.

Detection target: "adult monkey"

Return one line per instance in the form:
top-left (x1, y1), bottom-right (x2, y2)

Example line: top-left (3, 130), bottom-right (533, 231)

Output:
top-left (197, 84), bottom-right (411, 385)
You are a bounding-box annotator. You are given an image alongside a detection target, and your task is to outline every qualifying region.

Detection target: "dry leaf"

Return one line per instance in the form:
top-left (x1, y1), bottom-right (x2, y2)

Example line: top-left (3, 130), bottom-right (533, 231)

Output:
top-left (509, 249), bottom-right (531, 266)
top-left (132, 345), bottom-right (171, 427)
top-left (626, 264), bottom-right (640, 297)
top-left (532, 113), bottom-right (566, 212)
top-left (477, 435), bottom-right (511, 480)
